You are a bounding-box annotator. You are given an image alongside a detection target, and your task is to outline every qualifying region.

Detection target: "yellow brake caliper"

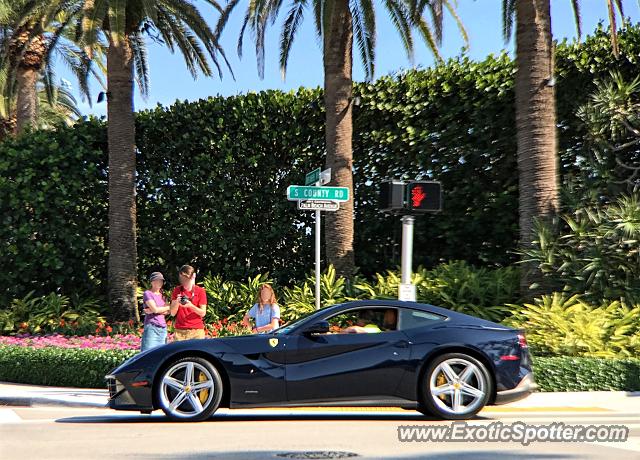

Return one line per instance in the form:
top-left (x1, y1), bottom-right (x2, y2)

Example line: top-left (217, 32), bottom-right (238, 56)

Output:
top-left (436, 372), bottom-right (447, 401)
top-left (198, 371), bottom-right (209, 404)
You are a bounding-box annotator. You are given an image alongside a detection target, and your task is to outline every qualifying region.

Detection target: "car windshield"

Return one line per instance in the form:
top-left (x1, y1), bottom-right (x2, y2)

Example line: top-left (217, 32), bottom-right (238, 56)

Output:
top-left (273, 305), bottom-right (337, 335)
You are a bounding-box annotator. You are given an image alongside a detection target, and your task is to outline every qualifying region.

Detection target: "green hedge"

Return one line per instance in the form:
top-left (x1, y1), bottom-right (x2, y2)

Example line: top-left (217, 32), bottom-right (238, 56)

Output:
top-left (533, 356), bottom-right (640, 392)
top-left (0, 345), bottom-right (638, 392)
top-left (0, 346), bottom-right (136, 388)
top-left (2, 26), bottom-right (640, 298)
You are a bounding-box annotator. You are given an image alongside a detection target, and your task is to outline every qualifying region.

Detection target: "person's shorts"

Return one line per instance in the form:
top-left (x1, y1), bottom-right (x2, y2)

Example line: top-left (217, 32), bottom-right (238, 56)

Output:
top-left (173, 328), bottom-right (205, 341)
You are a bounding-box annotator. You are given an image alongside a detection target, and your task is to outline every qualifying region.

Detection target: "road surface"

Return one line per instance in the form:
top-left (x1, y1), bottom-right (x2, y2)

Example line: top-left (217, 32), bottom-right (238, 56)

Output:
top-left (1, 405), bottom-right (638, 459)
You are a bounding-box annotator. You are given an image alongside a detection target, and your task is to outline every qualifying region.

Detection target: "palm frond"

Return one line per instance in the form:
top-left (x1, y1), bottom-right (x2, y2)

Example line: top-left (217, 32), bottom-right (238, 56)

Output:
top-left (279, 0), bottom-right (306, 80)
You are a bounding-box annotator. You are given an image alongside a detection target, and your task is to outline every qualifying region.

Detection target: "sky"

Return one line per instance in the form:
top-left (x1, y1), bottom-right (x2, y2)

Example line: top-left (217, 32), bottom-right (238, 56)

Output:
top-left (62, 0), bottom-right (640, 117)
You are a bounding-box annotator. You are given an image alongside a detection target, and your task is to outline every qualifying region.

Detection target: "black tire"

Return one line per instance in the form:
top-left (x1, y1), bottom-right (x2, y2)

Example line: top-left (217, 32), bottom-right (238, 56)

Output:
top-left (420, 352), bottom-right (492, 420)
top-left (156, 356), bottom-right (223, 422)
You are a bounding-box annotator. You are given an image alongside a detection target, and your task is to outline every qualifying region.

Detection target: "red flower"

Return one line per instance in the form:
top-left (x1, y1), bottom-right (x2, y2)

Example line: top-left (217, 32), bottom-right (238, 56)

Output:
top-left (106, 326), bottom-right (113, 334)
top-left (128, 319), bottom-right (134, 327)
top-left (222, 317), bottom-right (228, 325)
top-left (59, 319), bottom-right (66, 327)
top-left (19, 322), bottom-right (28, 330)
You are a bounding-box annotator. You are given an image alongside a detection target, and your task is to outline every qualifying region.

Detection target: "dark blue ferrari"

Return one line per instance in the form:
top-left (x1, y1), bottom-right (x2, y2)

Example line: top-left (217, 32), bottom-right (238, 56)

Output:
top-left (106, 300), bottom-right (536, 421)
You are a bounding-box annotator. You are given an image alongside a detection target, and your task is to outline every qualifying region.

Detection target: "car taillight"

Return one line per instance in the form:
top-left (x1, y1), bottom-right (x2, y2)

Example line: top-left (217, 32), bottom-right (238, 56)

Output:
top-left (518, 333), bottom-right (528, 348)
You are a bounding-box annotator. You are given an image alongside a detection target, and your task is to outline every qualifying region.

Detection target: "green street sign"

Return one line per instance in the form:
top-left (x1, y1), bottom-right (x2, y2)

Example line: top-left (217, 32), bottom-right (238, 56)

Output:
top-left (287, 185), bottom-right (349, 202)
top-left (305, 168), bottom-right (321, 186)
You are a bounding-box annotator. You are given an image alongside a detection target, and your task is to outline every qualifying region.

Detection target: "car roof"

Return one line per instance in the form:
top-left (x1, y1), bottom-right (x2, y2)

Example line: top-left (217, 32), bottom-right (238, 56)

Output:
top-left (333, 299), bottom-right (456, 318)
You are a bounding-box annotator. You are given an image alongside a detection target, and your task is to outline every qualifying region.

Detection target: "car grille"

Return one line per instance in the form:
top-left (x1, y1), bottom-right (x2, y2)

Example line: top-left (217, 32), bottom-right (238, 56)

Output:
top-left (106, 378), bottom-right (118, 399)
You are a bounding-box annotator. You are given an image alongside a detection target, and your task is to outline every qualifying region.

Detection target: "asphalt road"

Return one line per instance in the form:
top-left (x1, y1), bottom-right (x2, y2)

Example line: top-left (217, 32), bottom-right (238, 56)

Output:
top-left (1, 406), bottom-right (638, 459)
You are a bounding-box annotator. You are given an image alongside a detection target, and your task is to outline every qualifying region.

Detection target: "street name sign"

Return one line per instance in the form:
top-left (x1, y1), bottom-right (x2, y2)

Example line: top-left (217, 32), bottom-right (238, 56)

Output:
top-left (305, 168), bottom-right (321, 186)
top-left (298, 200), bottom-right (340, 211)
top-left (287, 185), bottom-right (349, 202)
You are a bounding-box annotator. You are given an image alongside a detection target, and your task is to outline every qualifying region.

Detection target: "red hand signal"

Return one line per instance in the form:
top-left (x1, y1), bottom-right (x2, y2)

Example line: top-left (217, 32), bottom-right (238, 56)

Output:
top-left (411, 185), bottom-right (427, 208)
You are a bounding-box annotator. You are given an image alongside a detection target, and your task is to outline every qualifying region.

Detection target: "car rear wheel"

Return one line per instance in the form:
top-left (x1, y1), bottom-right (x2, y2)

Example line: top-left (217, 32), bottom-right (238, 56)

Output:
top-left (420, 353), bottom-right (491, 420)
top-left (156, 357), bottom-right (223, 422)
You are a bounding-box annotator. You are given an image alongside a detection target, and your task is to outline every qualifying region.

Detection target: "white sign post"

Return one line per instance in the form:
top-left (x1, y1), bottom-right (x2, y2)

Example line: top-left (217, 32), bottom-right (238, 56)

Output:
top-left (288, 168), bottom-right (339, 310)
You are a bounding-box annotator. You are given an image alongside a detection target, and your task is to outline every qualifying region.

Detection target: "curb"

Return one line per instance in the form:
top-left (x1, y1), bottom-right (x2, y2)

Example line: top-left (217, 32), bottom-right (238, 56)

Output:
top-left (0, 395), bottom-right (107, 409)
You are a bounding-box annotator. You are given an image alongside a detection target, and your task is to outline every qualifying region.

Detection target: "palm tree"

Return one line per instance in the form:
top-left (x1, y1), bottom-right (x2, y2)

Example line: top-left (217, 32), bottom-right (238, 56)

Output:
top-left (16, 0), bottom-right (232, 321)
top-left (502, 0), bottom-right (626, 296)
top-left (0, 73), bottom-right (83, 141)
top-left (217, 0), bottom-right (465, 277)
top-left (0, 1), bottom-right (103, 135)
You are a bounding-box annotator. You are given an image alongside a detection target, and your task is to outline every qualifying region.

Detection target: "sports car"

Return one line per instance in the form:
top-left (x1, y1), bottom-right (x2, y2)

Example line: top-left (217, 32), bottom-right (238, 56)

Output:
top-left (106, 300), bottom-right (536, 421)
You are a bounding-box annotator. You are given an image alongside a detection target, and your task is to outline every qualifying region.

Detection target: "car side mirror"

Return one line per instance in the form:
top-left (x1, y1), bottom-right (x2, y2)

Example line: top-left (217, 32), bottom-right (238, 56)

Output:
top-left (303, 320), bottom-right (330, 335)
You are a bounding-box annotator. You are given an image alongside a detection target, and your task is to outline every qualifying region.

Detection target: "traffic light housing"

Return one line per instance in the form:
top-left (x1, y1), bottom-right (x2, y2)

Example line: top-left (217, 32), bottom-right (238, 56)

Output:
top-left (379, 180), bottom-right (442, 214)
top-left (406, 181), bottom-right (442, 213)
top-left (379, 180), bottom-right (406, 212)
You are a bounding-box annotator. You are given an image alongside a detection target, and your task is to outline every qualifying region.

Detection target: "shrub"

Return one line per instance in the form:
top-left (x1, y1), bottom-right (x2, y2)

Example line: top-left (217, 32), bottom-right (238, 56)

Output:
top-left (0, 345), bottom-right (136, 388)
top-left (0, 291), bottom-right (106, 336)
top-left (533, 356), bottom-right (640, 392)
top-left (504, 293), bottom-right (640, 358)
top-left (202, 273), bottom-right (273, 323)
top-left (4, 26), bottom-right (640, 298)
top-left (521, 194), bottom-right (640, 303)
top-left (0, 262), bottom-right (520, 334)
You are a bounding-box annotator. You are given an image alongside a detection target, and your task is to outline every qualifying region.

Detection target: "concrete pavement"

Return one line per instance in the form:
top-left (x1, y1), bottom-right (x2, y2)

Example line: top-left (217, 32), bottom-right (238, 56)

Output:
top-left (0, 404), bottom-right (639, 459)
top-left (2, 382), bottom-right (639, 459)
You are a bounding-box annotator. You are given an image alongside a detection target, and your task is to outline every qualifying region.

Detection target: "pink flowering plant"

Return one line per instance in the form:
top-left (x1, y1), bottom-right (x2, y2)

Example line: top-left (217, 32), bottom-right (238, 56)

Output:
top-left (0, 333), bottom-right (142, 350)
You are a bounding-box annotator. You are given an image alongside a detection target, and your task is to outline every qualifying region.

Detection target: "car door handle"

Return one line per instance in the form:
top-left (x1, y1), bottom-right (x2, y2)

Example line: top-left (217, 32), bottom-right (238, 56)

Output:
top-left (393, 340), bottom-right (410, 348)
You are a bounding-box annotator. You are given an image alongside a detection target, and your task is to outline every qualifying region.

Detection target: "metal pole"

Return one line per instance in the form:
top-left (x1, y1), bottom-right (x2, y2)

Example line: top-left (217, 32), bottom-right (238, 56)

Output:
top-left (315, 208), bottom-right (321, 309)
top-left (400, 215), bottom-right (415, 285)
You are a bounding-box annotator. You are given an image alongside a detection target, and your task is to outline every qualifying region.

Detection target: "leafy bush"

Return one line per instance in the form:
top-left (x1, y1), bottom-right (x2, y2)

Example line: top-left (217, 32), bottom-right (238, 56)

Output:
top-left (0, 344), bottom-right (638, 391)
top-left (0, 291), bottom-right (106, 335)
top-left (533, 356), bottom-right (640, 392)
top-left (202, 273), bottom-right (273, 323)
top-left (0, 262), bottom-right (519, 334)
top-left (0, 345), bottom-right (136, 388)
top-left (4, 26), bottom-right (640, 298)
top-left (522, 195), bottom-right (640, 303)
top-left (505, 293), bottom-right (640, 358)
top-left (417, 261), bottom-right (519, 322)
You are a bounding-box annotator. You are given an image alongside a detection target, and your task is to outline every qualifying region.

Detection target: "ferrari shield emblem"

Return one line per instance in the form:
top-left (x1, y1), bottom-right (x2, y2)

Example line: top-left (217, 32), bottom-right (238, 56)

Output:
top-left (269, 338), bottom-right (278, 347)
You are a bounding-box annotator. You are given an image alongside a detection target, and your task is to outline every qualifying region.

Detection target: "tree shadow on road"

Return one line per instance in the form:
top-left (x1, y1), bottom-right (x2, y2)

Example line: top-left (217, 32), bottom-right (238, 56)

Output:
top-left (55, 412), bottom-right (493, 424)
top-left (128, 450), bottom-right (581, 460)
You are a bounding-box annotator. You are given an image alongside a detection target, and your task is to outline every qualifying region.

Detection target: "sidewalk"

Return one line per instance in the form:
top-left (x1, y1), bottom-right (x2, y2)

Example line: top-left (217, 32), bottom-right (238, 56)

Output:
top-left (1, 381), bottom-right (639, 412)
top-left (0, 382), bottom-right (108, 408)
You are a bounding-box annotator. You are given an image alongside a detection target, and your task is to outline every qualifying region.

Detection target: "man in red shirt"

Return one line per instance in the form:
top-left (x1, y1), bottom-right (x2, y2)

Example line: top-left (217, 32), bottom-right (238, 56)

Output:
top-left (170, 265), bottom-right (207, 341)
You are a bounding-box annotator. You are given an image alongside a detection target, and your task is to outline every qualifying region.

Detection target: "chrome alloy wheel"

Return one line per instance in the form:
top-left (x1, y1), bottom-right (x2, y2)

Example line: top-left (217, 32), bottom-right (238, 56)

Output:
top-left (159, 360), bottom-right (216, 418)
top-left (429, 358), bottom-right (486, 415)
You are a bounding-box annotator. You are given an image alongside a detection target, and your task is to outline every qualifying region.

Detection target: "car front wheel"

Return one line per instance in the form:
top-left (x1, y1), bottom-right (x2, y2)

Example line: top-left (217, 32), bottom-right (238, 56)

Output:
top-left (156, 357), bottom-right (223, 422)
top-left (420, 353), bottom-right (492, 420)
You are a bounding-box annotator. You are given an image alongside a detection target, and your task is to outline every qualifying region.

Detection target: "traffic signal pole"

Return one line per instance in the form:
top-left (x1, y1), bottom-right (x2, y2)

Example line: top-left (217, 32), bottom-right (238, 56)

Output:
top-left (400, 215), bottom-right (415, 285)
top-left (379, 180), bottom-right (441, 302)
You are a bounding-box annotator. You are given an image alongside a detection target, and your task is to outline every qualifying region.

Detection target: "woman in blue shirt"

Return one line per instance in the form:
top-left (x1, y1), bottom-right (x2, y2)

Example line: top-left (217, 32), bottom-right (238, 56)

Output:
top-left (242, 284), bottom-right (280, 333)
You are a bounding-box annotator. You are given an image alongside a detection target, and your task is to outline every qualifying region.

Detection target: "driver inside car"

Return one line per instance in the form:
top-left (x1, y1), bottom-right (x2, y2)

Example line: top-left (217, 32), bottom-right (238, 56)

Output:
top-left (341, 310), bottom-right (382, 333)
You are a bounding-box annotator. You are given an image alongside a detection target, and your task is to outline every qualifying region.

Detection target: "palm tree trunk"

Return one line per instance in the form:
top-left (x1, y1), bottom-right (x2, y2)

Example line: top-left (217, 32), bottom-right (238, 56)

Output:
top-left (107, 37), bottom-right (139, 322)
top-left (323, 0), bottom-right (355, 277)
top-left (15, 66), bottom-right (38, 134)
top-left (12, 30), bottom-right (46, 135)
top-left (0, 116), bottom-right (16, 142)
top-left (515, 0), bottom-right (559, 298)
